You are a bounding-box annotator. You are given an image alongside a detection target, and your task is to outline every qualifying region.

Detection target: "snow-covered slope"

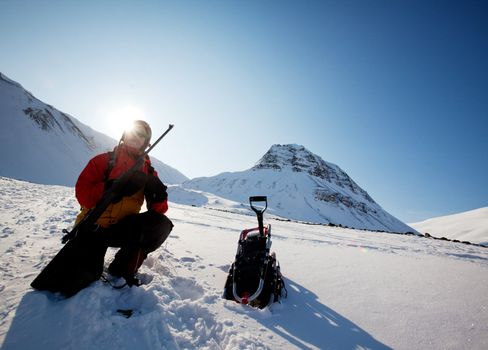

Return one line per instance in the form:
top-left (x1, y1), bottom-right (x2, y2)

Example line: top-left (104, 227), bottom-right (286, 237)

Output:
top-left (0, 72), bottom-right (188, 185)
top-left (1, 177), bottom-right (488, 349)
top-left (183, 144), bottom-right (413, 233)
top-left (410, 207), bottom-right (488, 245)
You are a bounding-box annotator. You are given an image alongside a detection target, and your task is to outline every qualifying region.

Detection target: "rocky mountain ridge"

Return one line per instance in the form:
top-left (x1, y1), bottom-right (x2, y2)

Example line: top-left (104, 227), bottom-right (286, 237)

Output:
top-left (254, 144), bottom-right (375, 206)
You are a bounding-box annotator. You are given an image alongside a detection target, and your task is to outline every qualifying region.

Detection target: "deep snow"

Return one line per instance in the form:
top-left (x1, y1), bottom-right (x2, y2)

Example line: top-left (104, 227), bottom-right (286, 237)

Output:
top-left (1, 177), bottom-right (487, 349)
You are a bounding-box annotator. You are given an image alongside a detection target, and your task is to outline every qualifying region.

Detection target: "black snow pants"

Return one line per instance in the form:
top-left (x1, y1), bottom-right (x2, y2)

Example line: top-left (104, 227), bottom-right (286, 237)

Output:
top-left (31, 211), bottom-right (173, 297)
top-left (104, 211), bottom-right (173, 278)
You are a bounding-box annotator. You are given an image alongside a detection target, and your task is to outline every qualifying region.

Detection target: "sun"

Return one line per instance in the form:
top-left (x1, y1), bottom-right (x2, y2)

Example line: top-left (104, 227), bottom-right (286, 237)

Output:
top-left (105, 105), bottom-right (146, 140)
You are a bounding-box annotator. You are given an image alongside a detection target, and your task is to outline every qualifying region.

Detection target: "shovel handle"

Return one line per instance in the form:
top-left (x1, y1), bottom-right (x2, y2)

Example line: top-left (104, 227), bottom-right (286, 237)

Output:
top-left (249, 196), bottom-right (267, 214)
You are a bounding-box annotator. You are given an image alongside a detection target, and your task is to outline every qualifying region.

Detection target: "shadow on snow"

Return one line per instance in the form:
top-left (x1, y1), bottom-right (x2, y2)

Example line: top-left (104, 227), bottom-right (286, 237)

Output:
top-left (257, 278), bottom-right (392, 350)
top-left (1, 287), bottom-right (175, 350)
top-left (4, 279), bottom-right (392, 350)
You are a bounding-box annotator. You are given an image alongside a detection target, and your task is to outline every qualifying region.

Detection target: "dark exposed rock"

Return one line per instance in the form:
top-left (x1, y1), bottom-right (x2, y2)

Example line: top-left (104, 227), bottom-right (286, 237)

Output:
top-left (23, 107), bottom-right (63, 131)
top-left (22, 107), bottom-right (95, 149)
top-left (253, 144), bottom-right (376, 215)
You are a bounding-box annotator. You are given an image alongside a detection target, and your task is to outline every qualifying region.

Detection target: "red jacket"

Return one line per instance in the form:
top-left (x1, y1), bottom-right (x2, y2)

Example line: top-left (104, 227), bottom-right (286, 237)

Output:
top-left (75, 145), bottom-right (168, 227)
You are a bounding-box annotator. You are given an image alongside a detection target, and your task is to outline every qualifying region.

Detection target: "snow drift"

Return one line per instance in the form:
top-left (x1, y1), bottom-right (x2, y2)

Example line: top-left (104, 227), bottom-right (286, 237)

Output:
top-left (410, 207), bottom-right (488, 245)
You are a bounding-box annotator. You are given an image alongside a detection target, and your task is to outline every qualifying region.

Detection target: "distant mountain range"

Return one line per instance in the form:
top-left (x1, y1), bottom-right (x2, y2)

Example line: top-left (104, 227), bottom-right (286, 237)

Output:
top-left (182, 144), bottom-right (414, 233)
top-left (0, 72), bottom-right (188, 185)
top-left (410, 207), bottom-right (488, 245)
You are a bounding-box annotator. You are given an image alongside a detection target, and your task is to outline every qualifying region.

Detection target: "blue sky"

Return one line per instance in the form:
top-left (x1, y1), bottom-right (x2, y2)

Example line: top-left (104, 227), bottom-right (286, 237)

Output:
top-left (1, 0), bottom-right (487, 223)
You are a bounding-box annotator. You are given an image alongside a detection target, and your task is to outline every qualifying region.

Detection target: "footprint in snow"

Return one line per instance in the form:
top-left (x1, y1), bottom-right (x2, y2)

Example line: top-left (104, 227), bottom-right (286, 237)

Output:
top-left (180, 257), bottom-right (196, 263)
top-left (2, 227), bottom-right (15, 236)
top-left (170, 276), bottom-right (205, 301)
top-left (179, 256), bottom-right (204, 271)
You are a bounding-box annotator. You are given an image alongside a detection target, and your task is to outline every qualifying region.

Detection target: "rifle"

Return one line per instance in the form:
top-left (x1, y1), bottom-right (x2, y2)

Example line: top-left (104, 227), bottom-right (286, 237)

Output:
top-left (61, 124), bottom-right (174, 244)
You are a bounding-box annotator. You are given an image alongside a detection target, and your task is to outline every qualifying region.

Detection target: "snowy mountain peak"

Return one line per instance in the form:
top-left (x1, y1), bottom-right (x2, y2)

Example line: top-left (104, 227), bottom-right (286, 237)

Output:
top-left (183, 144), bottom-right (413, 233)
top-left (253, 144), bottom-right (373, 202)
top-left (1, 73), bottom-right (95, 150)
top-left (254, 144), bottom-right (323, 172)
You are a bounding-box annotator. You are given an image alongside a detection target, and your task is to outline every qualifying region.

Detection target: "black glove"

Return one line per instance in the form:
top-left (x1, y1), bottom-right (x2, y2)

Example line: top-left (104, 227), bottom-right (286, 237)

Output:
top-left (144, 175), bottom-right (168, 203)
top-left (107, 171), bottom-right (148, 203)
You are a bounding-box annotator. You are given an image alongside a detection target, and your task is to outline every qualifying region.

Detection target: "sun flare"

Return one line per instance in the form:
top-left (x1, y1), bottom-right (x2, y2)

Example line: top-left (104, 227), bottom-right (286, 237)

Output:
top-left (105, 105), bottom-right (146, 140)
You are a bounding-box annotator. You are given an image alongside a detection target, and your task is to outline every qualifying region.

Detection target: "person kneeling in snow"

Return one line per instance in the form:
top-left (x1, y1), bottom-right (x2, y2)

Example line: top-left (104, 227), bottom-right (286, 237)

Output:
top-left (74, 120), bottom-right (173, 287)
